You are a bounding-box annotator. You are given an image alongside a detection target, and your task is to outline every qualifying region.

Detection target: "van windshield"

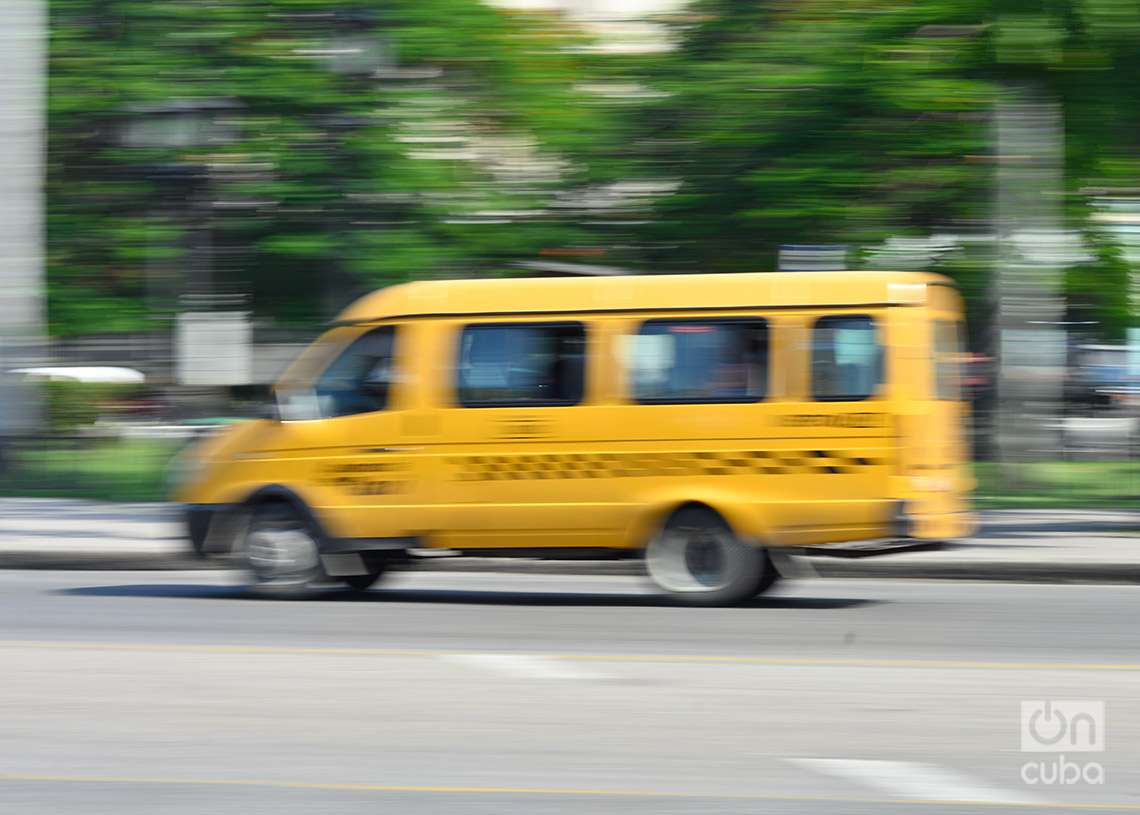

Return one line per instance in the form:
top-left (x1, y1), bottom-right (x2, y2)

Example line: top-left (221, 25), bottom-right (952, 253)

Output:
top-left (275, 326), bottom-right (361, 392)
top-left (274, 326), bottom-right (378, 421)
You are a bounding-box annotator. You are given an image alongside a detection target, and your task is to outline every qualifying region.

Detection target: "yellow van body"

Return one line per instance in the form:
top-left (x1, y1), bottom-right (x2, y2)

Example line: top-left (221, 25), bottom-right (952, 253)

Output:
top-left (176, 271), bottom-right (974, 598)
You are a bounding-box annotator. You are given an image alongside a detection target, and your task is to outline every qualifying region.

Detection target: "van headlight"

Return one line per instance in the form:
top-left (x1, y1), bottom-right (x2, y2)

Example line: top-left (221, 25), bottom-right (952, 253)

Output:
top-left (166, 442), bottom-right (209, 495)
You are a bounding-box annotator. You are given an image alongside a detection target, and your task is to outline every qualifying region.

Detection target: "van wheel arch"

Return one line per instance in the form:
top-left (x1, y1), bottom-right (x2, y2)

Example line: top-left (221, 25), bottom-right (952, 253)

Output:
top-left (637, 497), bottom-right (771, 551)
top-left (214, 485), bottom-right (331, 557)
top-left (651, 500), bottom-right (719, 539)
top-left (241, 486), bottom-right (329, 540)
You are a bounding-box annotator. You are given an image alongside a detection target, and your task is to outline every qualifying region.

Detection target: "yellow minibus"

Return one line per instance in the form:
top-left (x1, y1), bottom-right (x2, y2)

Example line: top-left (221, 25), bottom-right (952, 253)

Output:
top-left (174, 271), bottom-right (974, 604)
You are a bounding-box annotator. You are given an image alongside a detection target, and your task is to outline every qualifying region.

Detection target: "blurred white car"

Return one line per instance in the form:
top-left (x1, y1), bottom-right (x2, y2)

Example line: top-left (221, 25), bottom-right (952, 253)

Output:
top-left (7, 366), bottom-right (146, 384)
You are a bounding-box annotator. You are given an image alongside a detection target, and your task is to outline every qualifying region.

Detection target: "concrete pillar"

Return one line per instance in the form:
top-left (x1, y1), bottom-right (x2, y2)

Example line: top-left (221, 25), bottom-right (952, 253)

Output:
top-left (0, 0), bottom-right (47, 433)
top-left (993, 83), bottom-right (1069, 472)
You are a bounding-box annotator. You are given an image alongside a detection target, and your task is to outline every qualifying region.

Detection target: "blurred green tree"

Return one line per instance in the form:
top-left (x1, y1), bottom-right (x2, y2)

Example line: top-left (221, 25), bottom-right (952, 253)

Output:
top-left (47, 0), bottom-right (615, 333)
top-left (630, 0), bottom-right (994, 274)
top-left (46, 0), bottom-right (1139, 340)
top-left (622, 0), bottom-right (1137, 339)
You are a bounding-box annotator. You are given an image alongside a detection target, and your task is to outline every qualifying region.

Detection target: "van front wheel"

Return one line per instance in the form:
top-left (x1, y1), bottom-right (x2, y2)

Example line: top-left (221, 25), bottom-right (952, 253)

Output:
top-left (340, 560), bottom-right (387, 592)
top-left (242, 504), bottom-right (326, 599)
top-left (645, 506), bottom-right (771, 606)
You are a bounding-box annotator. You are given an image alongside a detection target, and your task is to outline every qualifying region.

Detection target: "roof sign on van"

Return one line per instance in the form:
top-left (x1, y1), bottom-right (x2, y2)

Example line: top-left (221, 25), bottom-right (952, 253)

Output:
top-left (778, 244), bottom-right (848, 271)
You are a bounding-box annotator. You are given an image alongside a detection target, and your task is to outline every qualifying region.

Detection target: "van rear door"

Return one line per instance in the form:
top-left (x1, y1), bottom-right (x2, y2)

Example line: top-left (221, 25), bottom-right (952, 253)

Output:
top-left (889, 284), bottom-right (974, 540)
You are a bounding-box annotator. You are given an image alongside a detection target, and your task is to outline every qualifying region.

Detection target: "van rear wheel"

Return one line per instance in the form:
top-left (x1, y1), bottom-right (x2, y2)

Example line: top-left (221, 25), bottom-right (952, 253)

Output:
top-left (646, 506), bottom-right (772, 606)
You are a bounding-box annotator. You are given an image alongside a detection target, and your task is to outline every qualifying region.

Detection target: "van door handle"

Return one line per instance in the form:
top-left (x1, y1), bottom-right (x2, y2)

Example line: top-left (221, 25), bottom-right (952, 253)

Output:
top-left (362, 446), bottom-right (419, 454)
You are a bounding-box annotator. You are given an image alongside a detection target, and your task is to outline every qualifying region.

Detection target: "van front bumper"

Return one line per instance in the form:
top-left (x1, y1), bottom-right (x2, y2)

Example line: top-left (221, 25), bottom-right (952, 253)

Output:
top-left (185, 502), bottom-right (413, 562)
top-left (185, 503), bottom-right (231, 557)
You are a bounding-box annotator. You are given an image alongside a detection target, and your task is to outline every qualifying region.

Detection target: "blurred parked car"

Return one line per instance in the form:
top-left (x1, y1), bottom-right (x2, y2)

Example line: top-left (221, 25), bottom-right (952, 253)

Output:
top-left (1068, 345), bottom-right (1131, 410)
top-left (8, 366), bottom-right (145, 384)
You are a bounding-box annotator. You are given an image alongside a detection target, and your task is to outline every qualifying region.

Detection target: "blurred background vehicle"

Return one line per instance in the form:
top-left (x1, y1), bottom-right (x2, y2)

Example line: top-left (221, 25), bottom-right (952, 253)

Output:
top-left (8, 366), bottom-right (146, 385)
top-left (1068, 345), bottom-right (1136, 411)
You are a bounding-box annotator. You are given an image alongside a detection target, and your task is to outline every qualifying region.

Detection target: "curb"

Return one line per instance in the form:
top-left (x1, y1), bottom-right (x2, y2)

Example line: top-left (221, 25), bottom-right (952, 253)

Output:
top-left (803, 559), bottom-right (1140, 584)
top-left (408, 555), bottom-right (1140, 584)
top-left (0, 552), bottom-right (219, 571)
top-left (5, 550), bottom-right (1134, 586)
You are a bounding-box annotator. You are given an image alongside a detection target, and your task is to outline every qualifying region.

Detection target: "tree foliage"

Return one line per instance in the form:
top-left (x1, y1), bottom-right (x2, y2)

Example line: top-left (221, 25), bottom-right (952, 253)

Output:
top-left (46, 0), bottom-right (1139, 340)
top-left (47, 0), bottom-right (612, 333)
top-left (618, 0), bottom-right (1136, 338)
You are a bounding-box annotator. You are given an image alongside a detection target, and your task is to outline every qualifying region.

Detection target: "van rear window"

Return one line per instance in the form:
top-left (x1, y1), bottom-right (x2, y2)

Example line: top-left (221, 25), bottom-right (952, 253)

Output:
top-left (811, 315), bottom-right (883, 401)
top-left (933, 320), bottom-right (963, 400)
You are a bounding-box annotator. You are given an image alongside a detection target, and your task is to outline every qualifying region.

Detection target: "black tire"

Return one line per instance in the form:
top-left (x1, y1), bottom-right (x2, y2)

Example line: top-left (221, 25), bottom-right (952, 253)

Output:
top-left (752, 553), bottom-right (781, 597)
top-left (340, 560), bottom-right (388, 592)
top-left (645, 506), bottom-right (773, 606)
top-left (241, 503), bottom-right (328, 599)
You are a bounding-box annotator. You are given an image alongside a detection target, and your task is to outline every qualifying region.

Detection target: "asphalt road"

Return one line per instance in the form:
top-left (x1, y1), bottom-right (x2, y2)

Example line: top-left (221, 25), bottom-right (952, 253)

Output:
top-left (2, 569), bottom-right (1139, 814)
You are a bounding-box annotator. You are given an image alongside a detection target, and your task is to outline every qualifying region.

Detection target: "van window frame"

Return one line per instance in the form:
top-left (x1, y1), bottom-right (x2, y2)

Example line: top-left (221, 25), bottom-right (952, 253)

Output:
top-left (627, 316), bottom-right (770, 405)
top-left (453, 320), bottom-right (588, 409)
top-left (809, 313), bottom-right (885, 403)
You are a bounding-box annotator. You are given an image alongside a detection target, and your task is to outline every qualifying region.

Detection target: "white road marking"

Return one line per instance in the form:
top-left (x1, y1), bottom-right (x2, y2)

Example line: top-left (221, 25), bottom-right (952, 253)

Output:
top-left (438, 653), bottom-right (607, 681)
top-left (787, 758), bottom-right (1045, 805)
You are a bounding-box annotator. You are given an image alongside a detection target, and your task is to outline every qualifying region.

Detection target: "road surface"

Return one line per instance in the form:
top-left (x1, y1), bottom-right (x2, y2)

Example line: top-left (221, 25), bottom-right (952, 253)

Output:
top-left (1, 569), bottom-right (1138, 813)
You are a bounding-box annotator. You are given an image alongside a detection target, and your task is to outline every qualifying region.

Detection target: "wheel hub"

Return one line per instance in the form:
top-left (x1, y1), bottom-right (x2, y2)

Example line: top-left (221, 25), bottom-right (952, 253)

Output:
top-left (647, 525), bottom-right (735, 593)
top-left (683, 531), bottom-right (727, 586)
top-left (247, 527), bottom-right (319, 579)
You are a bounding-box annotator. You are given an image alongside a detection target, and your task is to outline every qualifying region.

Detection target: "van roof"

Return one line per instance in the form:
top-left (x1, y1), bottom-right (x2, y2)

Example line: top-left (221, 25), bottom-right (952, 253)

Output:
top-left (336, 271), bottom-right (952, 323)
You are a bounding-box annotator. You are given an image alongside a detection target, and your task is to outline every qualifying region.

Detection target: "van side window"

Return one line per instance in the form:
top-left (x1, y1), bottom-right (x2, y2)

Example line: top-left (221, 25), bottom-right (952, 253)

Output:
top-left (811, 315), bottom-right (883, 401)
top-left (313, 326), bottom-right (397, 417)
top-left (629, 319), bottom-right (768, 403)
top-left (933, 320), bottom-right (963, 400)
top-left (457, 323), bottom-right (586, 407)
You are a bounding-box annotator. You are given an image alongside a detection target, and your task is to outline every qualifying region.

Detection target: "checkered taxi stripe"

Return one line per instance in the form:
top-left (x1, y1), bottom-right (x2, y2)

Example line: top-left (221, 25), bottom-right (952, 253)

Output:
top-left (447, 450), bottom-right (886, 482)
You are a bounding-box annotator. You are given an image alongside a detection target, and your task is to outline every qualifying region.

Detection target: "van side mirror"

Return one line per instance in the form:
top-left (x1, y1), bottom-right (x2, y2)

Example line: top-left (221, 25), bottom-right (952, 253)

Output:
top-left (274, 389), bottom-right (322, 421)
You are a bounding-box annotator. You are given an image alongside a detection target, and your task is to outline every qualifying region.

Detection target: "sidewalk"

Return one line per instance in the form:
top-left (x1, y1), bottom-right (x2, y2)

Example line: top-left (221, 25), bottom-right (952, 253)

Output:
top-left (0, 499), bottom-right (196, 570)
top-left (0, 498), bottom-right (1136, 582)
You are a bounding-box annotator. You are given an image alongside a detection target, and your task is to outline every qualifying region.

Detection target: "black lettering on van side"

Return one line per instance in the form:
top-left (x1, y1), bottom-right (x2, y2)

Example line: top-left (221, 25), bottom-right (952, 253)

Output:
top-left (780, 413), bottom-right (887, 429)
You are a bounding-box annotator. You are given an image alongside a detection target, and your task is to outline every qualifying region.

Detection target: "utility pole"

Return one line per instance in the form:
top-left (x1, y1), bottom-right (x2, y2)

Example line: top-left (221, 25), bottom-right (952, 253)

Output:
top-left (0, 0), bottom-right (47, 436)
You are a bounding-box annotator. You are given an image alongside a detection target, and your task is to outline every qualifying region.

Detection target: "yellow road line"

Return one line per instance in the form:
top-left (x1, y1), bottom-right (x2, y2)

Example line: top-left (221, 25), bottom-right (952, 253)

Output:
top-left (566, 654), bottom-right (1140, 672)
top-left (0, 774), bottom-right (685, 797)
top-left (0, 773), bottom-right (1138, 810)
top-left (0, 640), bottom-right (439, 657)
top-left (1, 639), bottom-right (1139, 672)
